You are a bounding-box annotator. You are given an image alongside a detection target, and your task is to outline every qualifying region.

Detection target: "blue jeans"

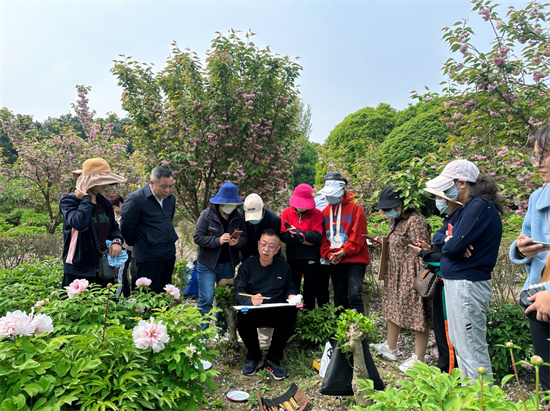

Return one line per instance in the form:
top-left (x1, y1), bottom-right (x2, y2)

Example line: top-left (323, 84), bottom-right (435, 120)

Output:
top-left (197, 262), bottom-right (234, 317)
top-left (444, 279), bottom-right (493, 380)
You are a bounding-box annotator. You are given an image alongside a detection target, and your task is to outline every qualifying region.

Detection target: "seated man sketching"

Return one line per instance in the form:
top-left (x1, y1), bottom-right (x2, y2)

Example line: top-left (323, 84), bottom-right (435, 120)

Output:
top-left (233, 228), bottom-right (298, 380)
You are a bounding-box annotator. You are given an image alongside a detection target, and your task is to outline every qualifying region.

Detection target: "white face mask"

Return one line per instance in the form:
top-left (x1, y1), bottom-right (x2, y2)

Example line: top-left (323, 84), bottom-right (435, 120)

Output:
top-left (221, 205), bottom-right (236, 215)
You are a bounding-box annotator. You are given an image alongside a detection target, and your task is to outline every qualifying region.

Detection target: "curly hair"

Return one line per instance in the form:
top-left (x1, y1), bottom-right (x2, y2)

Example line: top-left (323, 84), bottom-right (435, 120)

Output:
top-left (465, 174), bottom-right (503, 214)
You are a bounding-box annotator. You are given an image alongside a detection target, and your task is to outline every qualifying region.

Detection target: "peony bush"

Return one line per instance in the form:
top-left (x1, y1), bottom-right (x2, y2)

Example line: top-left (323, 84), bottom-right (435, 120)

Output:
top-left (0, 277), bottom-right (219, 410)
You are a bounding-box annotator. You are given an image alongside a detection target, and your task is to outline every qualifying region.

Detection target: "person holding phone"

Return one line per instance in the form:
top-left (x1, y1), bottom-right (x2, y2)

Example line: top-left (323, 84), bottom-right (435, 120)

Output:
top-left (194, 182), bottom-right (247, 328)
top-left (280, 184), bottom-right (324, 309)
top-left (509, 125), bottom-right (550, 392)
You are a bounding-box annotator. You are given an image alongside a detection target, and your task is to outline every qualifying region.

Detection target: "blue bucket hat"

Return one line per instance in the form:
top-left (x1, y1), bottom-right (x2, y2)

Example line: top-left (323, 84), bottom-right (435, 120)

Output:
top-left (209, 182), bottom-right (243, 205)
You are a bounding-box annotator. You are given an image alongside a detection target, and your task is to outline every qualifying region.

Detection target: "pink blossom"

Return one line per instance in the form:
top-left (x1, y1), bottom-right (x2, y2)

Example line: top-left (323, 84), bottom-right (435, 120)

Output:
top-left (136, 277), bottom-right (152, 287)
top-left (65, 279), bottom-right (89, 298)
top-left (478, 7), bottom-right (491, 21)
top-left (164, 284), bottom-right (181, 300)
top-left (0, 310), bottom-right (36, 338)
top-left (452, 113), bottom-right (464, 120)
top-left (533, 72), bottom-right (548, 82)
top-left (373, 223), bottom-right (378, 227)
top-left (459, 44), bottom-right (469, 55)
top-left (473, 154), bottom-right (487, 160)
top-left (518, 37), bottom-right (527, 44)
top-left (132, 317), bottom-right (170, 353)
top-left (34, 300), bottom-right (45, 307)
top-left (497, 147), bottom-right (509, 157)
top-left (186, 343), bottom-right (197, 358)
top-left (31, 314), bottom-right (53, 335)
top-left (492, 57), bottom-right (506, 65)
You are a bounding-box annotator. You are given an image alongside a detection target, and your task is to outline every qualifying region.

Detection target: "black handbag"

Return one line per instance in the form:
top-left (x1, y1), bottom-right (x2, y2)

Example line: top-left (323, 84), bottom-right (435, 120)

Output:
top-left (320, 338), bottom-right (384, 395)
top-left (413, 268), bottom-right (439, 299)
top-left (90, 222), bottom-right (117, 281)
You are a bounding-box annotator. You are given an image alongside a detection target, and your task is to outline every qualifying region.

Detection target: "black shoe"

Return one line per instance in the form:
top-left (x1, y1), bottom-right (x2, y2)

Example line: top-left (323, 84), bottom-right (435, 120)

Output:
top-left (241, 359), bottom-right (263, 376)
top-left (264, 361), bottom-right (288, 380)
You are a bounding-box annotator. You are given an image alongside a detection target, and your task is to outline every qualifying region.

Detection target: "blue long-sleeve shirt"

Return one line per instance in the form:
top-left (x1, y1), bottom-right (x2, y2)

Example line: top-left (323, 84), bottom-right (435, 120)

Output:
top-left (441, 198), bottom-right (502, 281)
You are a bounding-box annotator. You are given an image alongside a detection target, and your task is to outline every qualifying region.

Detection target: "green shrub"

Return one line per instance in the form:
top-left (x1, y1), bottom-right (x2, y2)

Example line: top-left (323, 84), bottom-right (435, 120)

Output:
top-left (0, 282), bottom-right (220, 409)
top-left (0, 258), bottom-right (62, 315)
top-left (0, 232), bottom-right (63, 269)
top-left (486, 302), bottom-right (533, 380)
top-left (355, 362), bottom-right (540, 410)
top-left (502, 213), bottom-right (523, 239)
top-left (376, 110), bottom-right (448, 173)
top-left (295, 304), bottom-right (340, 346)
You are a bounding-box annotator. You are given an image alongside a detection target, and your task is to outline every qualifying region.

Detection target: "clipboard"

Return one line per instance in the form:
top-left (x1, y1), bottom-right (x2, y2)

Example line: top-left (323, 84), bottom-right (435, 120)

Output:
top-left (378, 236), bottom-right (388, 280)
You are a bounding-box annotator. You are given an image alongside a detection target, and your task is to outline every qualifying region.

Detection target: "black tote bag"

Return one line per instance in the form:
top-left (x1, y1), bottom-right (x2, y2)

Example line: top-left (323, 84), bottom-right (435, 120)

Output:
top-left (320, 338), bottom-right (385, 395)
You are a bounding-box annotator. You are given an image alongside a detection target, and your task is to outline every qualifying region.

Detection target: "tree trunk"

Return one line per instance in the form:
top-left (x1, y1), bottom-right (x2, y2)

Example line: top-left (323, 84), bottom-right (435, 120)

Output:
top-left (346, 324), bottom-right (372, 407)
top-left (222, 306), bottom-right (238, 346)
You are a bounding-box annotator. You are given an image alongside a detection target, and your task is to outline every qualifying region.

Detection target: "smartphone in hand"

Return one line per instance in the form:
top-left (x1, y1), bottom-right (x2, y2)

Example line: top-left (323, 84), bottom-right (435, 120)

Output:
top-left (531, 240), bottom-right (550, 248)
top-left (230, 230), bottom-right (243, 239)
top-left (284, 221), bottom-right (292, 230)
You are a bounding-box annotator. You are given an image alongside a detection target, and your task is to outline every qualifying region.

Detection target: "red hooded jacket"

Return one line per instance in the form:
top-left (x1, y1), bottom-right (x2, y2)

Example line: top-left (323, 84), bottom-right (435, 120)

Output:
top-left (320, 192), bottom-right (370, 265)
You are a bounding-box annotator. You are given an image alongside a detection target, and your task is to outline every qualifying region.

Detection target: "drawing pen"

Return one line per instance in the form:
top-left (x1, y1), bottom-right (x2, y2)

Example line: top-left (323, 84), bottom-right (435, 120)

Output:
top-left (238, 293), bottom-right (271, 300)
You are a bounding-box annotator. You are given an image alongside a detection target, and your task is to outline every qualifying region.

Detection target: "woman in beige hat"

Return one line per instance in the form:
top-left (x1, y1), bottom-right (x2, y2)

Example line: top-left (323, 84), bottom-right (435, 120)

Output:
top-left (60, 158), bottom-right (127, 287)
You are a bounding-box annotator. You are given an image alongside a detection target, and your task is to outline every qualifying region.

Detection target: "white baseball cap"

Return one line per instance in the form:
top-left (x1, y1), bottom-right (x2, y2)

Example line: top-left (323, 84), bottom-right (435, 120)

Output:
top-left (426, 159), bottom-right (479, 188)
top-left (243, 194), bottom-right (264, 221)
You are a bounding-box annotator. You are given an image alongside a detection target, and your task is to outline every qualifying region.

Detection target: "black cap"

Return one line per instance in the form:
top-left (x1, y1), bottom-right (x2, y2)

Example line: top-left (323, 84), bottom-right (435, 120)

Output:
top-left (377, 185), bottom-right (403, 209)
top-left (323, 171), bottom-right (347, 184)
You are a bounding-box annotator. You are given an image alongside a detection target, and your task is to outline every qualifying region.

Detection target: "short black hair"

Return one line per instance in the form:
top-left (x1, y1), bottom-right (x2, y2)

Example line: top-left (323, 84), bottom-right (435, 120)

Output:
top-left (150, 165), bottom-right (173, 181)
top-left (261, 228), bottom-right (280, 240)
top-left (107, 193), bottom-right (124, 206)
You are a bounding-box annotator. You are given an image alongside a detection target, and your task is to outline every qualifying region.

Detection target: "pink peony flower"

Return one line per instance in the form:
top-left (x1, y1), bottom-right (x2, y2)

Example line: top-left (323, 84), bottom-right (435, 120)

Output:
top-left (0, 310), bottom-right (36, 338)
top-left (65, 279), bottom-right (89, 298)
top-left (136, 277), bottom-right (152, 287)
top-left (31, 314), bottom-right (53, 335)
top-left (35, 300), bottom-right (45, 307)
top-left (164, 284), bottom-right (181, 300)
top-left (132, 318), bottom-right (170, 353)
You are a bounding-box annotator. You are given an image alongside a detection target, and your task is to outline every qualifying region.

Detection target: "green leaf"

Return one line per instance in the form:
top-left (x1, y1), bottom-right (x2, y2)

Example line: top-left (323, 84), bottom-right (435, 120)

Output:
top-left (23, 382), bottom-right (44, 397)
top-left (52, 359), bottom-right (71, 378)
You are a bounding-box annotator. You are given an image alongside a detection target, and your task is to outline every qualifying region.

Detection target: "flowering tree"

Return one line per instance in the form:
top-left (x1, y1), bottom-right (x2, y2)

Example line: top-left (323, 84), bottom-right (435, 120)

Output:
top-left (416, 0), bottom-right (550, 213)
top-left (111, 29), bottom-right (304, 222)
top-left (0, 86), bottom-right (136, 233)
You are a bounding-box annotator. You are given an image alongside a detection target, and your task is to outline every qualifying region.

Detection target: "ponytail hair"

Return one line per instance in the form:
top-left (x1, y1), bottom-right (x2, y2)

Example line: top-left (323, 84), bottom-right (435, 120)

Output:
top-left (465, 174), bottom-right (503, 214)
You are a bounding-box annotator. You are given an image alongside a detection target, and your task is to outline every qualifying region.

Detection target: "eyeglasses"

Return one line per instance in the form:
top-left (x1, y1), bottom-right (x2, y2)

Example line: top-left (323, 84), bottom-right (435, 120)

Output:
top-left (530, 154), bottom-right (550, 167)
top-left (156, 184), bottom-right (175, 190)
top-left (259, 242), bottom-right (278, 251)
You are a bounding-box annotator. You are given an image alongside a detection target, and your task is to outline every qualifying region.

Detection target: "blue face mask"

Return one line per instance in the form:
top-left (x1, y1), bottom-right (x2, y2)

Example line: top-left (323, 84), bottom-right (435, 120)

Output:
top-left (443, 185), bottom-right (458, 202)
top-left (436, 199), bottom-right (452, 215)
top-left (327, 196), bottom-right (341, 205)
top-left (385, 209), bottom-right (401, 219)
top-left (248, 217), bottom-right (263, 225)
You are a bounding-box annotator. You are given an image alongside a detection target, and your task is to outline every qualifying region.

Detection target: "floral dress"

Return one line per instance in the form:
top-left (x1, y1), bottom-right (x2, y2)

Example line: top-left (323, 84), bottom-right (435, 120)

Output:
top-left (382, 210), bottom-right (432, 332)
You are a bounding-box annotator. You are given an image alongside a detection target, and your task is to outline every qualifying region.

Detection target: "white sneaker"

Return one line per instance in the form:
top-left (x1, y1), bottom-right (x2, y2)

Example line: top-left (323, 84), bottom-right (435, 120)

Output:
top-left (398, 354), bottom-right (420, 372)
top-left (370, 343), bottom-right (397, 361)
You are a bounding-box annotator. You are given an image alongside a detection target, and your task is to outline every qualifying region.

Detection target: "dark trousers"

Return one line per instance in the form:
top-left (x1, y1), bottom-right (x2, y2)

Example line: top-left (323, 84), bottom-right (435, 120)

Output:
top-left (433, 280), bottom-right (456, 373)
top-left (529, 317), bottom-right (550, 392)
top-left (131, 256), bottom-right (176, 294)
top-left (120, 250), bottom-right (132, 297)
top-left (330, 263), bottom-right (366, 314)
top-left (288, 259), bottom-right (320, 309)
top-left (317, 263), bottom-right (331, 307)
top-left (237, 306), bottom-right (297, 365)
